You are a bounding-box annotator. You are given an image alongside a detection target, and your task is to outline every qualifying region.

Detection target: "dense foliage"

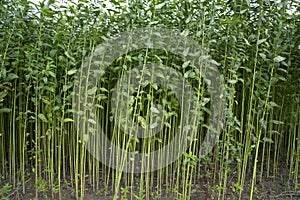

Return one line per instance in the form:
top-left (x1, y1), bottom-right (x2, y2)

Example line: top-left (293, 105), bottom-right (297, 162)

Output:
top-left (0, 0), bottom-right (299, 199)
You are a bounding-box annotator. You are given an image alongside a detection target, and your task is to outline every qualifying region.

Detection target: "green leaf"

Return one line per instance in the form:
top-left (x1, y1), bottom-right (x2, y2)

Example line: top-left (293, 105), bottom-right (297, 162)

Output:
top-left (228, 80), bottom-right (237, 84)
top-left (182, 61), bottom-right (190, 69)
top-left (150, 122), bottom-right (159, 129)
top-left (273, 56), bottom-right (286, 63)
top-left (63, 82), bottom-right (73, 92)
top-left (259, 53), bottom-right (267, 61)
top-left (64, 51), bottom-right (75, 62)
top-left (149, 21), bottom-right (159, 25)
top-left (268, 101), bottom-right (279, 107)
top-left (155, 2), bottom-right (165, 9)
top-left (99, 87), bottom-right (108, 92)
top-left (88, 118), bottom-right (96, 124)
top-left (38, 113), bottom-right (48, 122)
top-left (83, 134), bottom-right (89, 142)
top-left (137, 116), bottom-right (146, 129)
top-left (243, 38), bottom-right (251, 46)
top-left (67, 69), bottom-right (77, 75)
top-left (150, 106), bottom-right (160, 114)
top-left (48, 71), bottom-right (56, 78)
top-left (257, 38), bottom-right (267, 45)
top-left (125, 55), bottom-right (131, 62)
top-left (152, 83), bottom-right (158, 90)
top-left (95, 104), bottom-right (104, 109)
top-left (278, 76), bottom-right (286, 81)
top-left (63, 118), bottom-right (74, 122)
top-left (271, 120), bottom-right (284, 125)
top-left (181, 29), bottom-right (190, 37)
top-left (262, 137), bottom-right (273, 143)
top-left (87, 87), bottom-right (97, 95)
top-left (53, 106), bottom-right (60, 111)
top-left (49, 49), bottom-right (57, 57)
top-left (7, 73), bottom-right (19, 80)
top-left (209, 59), bottom-right (221, 66)
top-left (0, 108), bottom-right (11, 113)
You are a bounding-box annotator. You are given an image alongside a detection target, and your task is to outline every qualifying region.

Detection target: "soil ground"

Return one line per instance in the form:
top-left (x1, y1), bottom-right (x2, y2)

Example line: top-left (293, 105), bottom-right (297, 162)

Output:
top-left (2, 163), bottom-right (299, 200)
